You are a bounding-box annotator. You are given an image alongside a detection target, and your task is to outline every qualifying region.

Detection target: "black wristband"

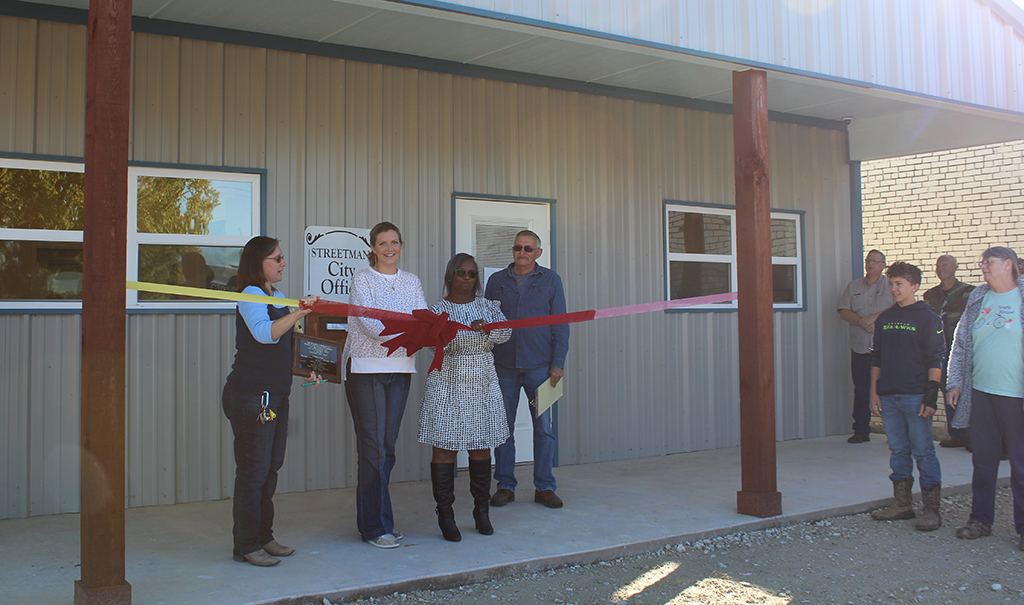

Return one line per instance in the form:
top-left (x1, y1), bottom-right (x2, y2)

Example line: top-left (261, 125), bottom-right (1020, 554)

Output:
top-left (922, 380), bottom-right (940, 411)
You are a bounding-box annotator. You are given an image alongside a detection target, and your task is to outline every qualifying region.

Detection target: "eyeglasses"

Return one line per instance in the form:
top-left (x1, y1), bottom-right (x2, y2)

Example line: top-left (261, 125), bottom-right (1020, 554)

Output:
top-left (512, 245), bottom-right (536, 253)
top-left (978, 258), bottom-right (1005, 269)
top-left (265, 255), bottom-right (285, 263)
top-left (454, 269), bottom-right (478, 279)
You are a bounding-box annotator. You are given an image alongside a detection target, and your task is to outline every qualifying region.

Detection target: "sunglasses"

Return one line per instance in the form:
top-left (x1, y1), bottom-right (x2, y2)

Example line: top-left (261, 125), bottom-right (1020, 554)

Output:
top-left (264, 254), bottom-right (285, 263)
top-left (454, 269), bottom-right (478, 279)
top-left (512, 245), bottom-right (536, 253)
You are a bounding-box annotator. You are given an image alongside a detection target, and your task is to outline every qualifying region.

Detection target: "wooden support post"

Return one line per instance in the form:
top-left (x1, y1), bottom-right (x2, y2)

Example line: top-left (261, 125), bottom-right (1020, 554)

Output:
top-left (77, 0), bottom-right (133, 603)
top-left (733, 69), bottom-right (782, 518)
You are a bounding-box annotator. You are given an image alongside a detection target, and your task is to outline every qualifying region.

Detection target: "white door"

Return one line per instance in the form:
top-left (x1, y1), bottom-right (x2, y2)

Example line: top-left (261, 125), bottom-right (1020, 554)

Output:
top-left (453, 198), bottom-right (551, 468)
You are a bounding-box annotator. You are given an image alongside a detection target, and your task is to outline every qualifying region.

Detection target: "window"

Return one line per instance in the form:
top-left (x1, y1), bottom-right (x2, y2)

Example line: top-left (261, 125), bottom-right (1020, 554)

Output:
top-left (127, 167), bottom-right (260, 307)
top-left (664, 202), bottom-right (803, 310)
top-left (0, 158), bottom-right (262, 310)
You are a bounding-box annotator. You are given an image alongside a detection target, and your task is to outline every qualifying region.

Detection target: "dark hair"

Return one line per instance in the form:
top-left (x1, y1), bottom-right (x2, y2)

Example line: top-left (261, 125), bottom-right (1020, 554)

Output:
top-left (367, 222), bottom-right (403, 267)
top-left (236, 236), bottom-right (280, 294)
top-left (981, 246), bottom-right (1020, 280)
top-left (443, 253), bottom-right (482, 297)
top-left (516, 230), bottom-right (542, 248)
top-left (885, 261), bottom-right (922, 286)
top-left (867, 249), bottom-right (886, 263)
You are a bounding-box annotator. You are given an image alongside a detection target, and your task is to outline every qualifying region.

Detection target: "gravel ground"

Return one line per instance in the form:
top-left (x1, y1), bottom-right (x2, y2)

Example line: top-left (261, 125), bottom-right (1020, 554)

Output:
top-left (318, 486), bottom-right (1022, 605)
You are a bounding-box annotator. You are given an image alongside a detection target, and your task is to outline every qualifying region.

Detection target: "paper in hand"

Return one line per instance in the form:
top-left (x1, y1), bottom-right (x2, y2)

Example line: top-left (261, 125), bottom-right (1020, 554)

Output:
top-left (530, 377), bottom-right (563, 415)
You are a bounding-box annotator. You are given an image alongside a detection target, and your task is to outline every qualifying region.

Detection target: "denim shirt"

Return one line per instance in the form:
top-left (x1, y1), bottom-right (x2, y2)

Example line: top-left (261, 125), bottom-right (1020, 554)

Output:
top-left (485, 263), bottom-right (569, 370)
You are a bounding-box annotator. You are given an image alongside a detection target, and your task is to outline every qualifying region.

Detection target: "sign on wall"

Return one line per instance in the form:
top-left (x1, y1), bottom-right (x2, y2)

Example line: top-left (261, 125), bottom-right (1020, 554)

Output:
top-left (303, 226), bottom-right (372, 302)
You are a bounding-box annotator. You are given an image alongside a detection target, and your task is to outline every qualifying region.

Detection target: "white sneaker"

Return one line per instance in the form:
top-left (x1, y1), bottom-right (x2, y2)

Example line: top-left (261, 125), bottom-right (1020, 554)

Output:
top-left (392, 530), bottom-right (403, 541)
top-left (367, 534), bottom-right (400, 549)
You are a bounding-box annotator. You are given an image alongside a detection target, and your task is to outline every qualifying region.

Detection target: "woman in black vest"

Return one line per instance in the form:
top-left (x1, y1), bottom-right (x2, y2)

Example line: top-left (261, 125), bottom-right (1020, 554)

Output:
top-left (222, 236), bottom-right (320, 567)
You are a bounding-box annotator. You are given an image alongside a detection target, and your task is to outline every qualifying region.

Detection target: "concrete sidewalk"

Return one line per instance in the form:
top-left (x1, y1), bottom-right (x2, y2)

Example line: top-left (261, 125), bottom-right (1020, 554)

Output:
top-left (2, 435), bottom-right (1000, 605)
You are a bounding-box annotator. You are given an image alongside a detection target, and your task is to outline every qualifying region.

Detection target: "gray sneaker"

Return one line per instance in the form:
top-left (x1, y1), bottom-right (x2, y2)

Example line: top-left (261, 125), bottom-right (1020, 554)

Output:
top-left (367, 534), bottom-right (400, 549)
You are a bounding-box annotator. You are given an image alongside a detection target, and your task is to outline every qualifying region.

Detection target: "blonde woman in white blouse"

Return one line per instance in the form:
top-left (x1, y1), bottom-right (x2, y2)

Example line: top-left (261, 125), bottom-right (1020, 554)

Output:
top-left (341, 222), bottom-right (427, 549)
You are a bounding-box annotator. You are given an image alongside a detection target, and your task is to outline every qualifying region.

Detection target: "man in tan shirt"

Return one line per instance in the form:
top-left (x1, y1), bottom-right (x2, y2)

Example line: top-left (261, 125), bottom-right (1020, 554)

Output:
top-left (838, 249), bottom-right (895, 443)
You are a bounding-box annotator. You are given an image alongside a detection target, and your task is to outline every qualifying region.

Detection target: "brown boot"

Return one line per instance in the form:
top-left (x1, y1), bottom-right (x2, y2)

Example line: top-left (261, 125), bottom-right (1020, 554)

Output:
top-left (916, 485), bottom-right (942, 531)
top-left (871, 477), bottom-right (916, 521)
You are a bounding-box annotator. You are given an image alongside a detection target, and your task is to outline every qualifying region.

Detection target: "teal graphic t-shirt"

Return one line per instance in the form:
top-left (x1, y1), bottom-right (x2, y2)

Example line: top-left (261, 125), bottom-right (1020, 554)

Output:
top-left (973, 288), bottom-right (1024, 397)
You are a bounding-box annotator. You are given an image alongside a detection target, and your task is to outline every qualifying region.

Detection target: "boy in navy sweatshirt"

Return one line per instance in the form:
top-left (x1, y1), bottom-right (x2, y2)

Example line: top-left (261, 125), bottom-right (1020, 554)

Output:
top-left (869, 261), bottom-right (946, 531)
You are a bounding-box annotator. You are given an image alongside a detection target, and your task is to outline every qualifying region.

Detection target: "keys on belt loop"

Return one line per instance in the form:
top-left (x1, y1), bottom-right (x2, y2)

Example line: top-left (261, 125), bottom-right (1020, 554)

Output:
top-left (257, 391), bottom-right (277, 424)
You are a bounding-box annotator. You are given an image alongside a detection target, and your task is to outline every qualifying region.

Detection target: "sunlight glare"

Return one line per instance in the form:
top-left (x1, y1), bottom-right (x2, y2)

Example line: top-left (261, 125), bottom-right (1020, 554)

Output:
top-left (609, 562), bottom-right (680, 602)
top-left (667, 577), bottom-right (792, 604)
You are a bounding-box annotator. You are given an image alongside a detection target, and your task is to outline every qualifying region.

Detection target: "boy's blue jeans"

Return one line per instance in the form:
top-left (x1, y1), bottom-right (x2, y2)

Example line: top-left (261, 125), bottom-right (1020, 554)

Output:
top-left (879, 393), bottom-right (941, 490)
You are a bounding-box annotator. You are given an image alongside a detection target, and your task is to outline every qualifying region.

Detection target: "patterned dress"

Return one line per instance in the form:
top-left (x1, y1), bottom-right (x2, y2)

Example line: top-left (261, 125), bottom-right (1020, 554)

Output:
top-left (418, 297), bottom-right (512, 451)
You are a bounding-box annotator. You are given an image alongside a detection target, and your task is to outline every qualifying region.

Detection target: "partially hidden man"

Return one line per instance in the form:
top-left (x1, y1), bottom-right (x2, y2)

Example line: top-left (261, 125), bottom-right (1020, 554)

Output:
top-left (922, 254), bottom-right (975, 450)
top-left (838, 249), bottom-right (895, 443)
top-left (485, 230), bottom-right (569, 509)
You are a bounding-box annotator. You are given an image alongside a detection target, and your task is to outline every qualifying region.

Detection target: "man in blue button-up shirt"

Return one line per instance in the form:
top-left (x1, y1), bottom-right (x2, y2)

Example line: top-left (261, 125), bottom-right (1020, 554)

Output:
top-left (485, 230), bottom-right (569, 509)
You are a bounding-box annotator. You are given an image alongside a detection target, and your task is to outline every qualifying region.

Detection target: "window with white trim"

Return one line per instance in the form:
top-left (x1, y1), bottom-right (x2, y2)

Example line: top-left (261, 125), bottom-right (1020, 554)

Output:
top-left (0, 158), bottom-right (261, 309)
top-left (664, 202), bottom-right (803, 310)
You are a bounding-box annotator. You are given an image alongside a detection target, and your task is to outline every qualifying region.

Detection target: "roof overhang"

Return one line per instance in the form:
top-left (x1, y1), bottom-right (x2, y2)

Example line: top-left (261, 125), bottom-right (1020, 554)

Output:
top-left (10, 0), bottom-right (1024, 161)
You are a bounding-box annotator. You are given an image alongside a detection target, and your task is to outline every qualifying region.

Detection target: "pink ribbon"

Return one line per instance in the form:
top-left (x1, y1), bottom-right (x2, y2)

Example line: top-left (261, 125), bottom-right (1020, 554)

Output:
top-left (306, 291), bottom-right (737, 371)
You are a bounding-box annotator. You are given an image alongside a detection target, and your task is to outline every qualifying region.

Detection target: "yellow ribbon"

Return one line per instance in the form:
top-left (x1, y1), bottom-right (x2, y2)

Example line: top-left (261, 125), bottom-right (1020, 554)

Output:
top-left (126, 281), bottom-right (301, 307)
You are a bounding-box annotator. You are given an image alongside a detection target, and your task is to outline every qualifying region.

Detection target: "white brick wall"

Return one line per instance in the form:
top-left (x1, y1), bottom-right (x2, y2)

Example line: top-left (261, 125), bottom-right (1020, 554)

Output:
top-left (861, 139), bottom-right (1024, 434)
top-left (863, 140), bottom-right (1024, 293)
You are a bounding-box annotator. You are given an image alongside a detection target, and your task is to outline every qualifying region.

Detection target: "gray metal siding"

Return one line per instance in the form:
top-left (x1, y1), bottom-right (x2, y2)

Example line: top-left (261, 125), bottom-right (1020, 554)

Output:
top-left (440, 0), bottom-right (1024, 114)
top-left (0, 15), bottom-right (852, 518)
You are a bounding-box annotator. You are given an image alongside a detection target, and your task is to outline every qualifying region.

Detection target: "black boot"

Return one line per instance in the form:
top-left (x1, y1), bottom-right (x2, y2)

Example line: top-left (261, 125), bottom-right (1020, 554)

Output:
top-left (431, 462), bottom-right (461, 542)
top-left (468, 457), bottom-right (494, 535)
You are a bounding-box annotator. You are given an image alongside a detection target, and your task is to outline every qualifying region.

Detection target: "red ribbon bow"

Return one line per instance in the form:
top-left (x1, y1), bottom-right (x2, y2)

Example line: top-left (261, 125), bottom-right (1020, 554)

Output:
top-left (380, 308), bottom-right (467, 373)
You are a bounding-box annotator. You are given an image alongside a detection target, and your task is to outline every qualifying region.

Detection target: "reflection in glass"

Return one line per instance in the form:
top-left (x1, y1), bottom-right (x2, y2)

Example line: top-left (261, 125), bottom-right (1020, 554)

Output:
top-left (770, 218), bottom-right (797, 257)
top-left (137, 177), bottom-right (253, 237)
top-left (138, 245), bottom-right (243, 300)
top-left (772, 264), bottom-right (797, 303)
top-left (667, 212), bottom-right (731, 255)
top-left (0, 240), bottom-right (83, 299)
top-left (475, 223), bottom-right (523, 269)
top-left (0, 167), bottom-right (84, 230)
top-left (669, 261), bottom-right (731, 300)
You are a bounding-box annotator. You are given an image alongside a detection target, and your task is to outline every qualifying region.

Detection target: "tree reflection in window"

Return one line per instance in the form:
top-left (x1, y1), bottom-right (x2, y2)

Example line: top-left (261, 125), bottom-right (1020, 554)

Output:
top-left (136, 177), bottom-right (223, 295)
top-left (0, 167), bottom-right (84, 230)
top-left (136, 176), bottom-right (220, 235)
top-left (0, 167), bottom-right (85, 299)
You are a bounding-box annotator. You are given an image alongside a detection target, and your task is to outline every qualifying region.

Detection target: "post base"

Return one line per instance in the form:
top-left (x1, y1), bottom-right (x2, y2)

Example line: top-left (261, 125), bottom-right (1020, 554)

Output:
top-left (737, 490), bottom-right (782, 518)
top-left (75, 580), bottom-right (132, 605)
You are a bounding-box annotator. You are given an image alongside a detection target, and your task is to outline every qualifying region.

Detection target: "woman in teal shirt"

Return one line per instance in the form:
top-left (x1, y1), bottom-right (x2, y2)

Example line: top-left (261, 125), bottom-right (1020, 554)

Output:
top-left (946, 246), bottom-right (1024, 550)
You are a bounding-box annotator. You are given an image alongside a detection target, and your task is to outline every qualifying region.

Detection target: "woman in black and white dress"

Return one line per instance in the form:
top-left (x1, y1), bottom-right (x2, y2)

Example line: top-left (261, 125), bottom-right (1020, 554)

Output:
top-left (419, 253), bottom-right (511, 542)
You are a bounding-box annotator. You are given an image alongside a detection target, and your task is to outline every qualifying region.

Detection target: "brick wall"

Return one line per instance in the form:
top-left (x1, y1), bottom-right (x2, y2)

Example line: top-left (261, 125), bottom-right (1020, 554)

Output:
top-left (862, 140), bottom-right (1024, 291)
top-left (861, 139), bottom-right (1024, 436)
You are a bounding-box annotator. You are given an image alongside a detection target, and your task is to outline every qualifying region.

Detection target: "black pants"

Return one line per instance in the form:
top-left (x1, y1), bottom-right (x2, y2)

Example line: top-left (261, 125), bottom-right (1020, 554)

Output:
top-left (968, 389), bottom-right (1024, 534)
top-left (222, 385), bottom-right (290, 556)
top-left (851, 352), bottom-right (872, 435)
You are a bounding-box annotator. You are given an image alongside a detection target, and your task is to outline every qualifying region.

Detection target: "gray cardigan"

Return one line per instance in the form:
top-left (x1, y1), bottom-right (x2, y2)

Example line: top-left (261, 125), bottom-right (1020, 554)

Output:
top-left (946, 279), bottom-right (1024, 429)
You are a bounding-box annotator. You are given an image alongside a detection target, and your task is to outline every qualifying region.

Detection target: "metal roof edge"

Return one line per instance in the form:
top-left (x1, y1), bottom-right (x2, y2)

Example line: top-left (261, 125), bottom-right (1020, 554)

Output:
top-left (980, 0), bottom-right (1024, 37)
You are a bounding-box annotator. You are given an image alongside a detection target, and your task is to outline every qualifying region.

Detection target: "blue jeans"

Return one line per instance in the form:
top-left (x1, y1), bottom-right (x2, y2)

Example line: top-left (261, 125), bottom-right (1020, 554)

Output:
top-left (494, 365), bottom-right (556, 492)
top-left (851, 352), bottom-right (872, 435)
top-left (968, 389), bottom-right (1024, 533)
top-left (222, 385), bottom-right (289, 557)
top-left (879, 393), bottom-right (941, 490)
top-left (344, 370), bottom-right (411, 541)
